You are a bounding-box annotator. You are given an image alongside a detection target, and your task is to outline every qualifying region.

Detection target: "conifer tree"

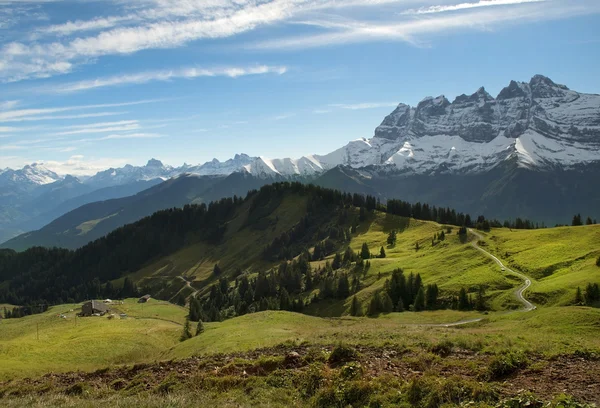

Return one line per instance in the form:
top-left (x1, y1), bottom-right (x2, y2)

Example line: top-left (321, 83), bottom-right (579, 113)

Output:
top-left (196, 319), bottom-right (205, 335)
top-left (396, 297), bottom-right (404, 312)
top-left (381, 292), bottom-right (394, 313)
top-left (213, 263), bottom-right (222, 276)
top-left (367, 292), bottom-right (382, 316)
top-left (572, 214), bottom-right (583, 226)
top-left (337, 274), bottom-right (350, 299)
top-left (332, 253), bottom-right (342, 270)
top-left (575, 287), bottom-right (583, 304)
top-left (380, 246), bottom-right (386, 258)
top-left (180, 318), bottom-right (192, 341)
top-left (387, 230), bottom-right (397, 247)
top-left (279, 288), bottom-right (291, 310)
top-left (458, 288), bottom-right (470, 311)
top-left (360, 243), bottom-right (371, 260)
top-left (475, 286), bottom-right (486, 311)
top-left (585, 217), bottom-right (593, 225)
top-left (349, 295), bottom-right (362, 316)
top-left (414, 287), bottom-right (425, 311)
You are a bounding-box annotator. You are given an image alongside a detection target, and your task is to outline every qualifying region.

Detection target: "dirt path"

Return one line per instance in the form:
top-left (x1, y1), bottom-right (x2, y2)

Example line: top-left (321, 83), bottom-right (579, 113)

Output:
top-left (469, 229), bottom-right (536, 312)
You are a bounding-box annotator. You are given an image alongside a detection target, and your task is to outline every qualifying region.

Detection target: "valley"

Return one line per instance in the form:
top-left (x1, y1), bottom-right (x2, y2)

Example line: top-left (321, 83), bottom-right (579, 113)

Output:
top-left (1, 186), bottom-right (598, 406)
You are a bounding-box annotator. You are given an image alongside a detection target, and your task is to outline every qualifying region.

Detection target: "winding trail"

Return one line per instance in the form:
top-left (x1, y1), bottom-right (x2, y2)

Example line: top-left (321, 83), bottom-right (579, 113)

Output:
top-left (421, 229), bottom-right (536, 328)
top-left (169, 276), bottom-right (199, 305)
top-left (469, 229), bottom-right (536, 312)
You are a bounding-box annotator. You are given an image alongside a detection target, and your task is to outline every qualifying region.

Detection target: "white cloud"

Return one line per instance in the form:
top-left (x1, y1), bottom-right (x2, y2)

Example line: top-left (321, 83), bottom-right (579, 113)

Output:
top-left (1, 0), bottom-right (598, 83)
top-left (38, 15), bottom-right (135, 36)
top-left (99, 132), bottom-right (162, 140)
top-left (48, 65), bottom-right (288, 93)
top-left (0, 100), bottom-right (19, 110)
top-left (38, 155), bottom-right (134, 176)
top-left (403, 0), bottom-right (546, 15)
top-left (250, 1), bottom-right (600, 50)
top-left (52, 123), bottom-right (142, 136)
top-left (0, 99), bottom-right (161, 122)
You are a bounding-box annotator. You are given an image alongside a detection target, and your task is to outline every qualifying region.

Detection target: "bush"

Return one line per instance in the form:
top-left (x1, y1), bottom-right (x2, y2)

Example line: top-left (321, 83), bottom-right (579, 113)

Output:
top-left (430, 339), bottom-right (454, 357)
top-left (487, 351), bottom-right (529, 380)
top-left (297, 364), bottom-right (324, 398)
top-left (339, 362), bottom-right (363, 380)
top-left (328, 344), bottom-right (359, 366)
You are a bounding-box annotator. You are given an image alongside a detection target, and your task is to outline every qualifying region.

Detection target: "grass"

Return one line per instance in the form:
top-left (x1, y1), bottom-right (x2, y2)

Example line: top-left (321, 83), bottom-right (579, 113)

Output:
top-left (306, 213), bottom-right (519, 316)
top-left (484, 225), bottom-right (600, 306)
top-left (0, 299), bottom-right (186, 380)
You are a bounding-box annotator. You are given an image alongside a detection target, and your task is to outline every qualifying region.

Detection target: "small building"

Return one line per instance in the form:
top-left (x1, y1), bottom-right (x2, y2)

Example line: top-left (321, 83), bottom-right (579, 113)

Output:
top-left (80, 300), bottom-right (110, 316)
top-left (138, 294), bottom-right (151, 303)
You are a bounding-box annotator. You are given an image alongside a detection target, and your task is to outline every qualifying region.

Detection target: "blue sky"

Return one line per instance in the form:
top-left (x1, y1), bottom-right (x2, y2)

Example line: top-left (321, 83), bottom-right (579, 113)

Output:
top-left (1, 0), bottom-right (599, 175)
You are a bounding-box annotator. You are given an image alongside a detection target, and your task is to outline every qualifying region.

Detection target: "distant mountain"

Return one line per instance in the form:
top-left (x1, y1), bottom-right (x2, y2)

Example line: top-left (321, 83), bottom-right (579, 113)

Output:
top-left (0, 172), bottom-right (283, 250)
top-left (2, 74), bottom-right (599, 246)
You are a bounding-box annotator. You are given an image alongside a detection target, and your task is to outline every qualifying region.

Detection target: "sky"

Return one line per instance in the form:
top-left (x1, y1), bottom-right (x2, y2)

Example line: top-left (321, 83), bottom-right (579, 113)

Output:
top-left (1, 0), bottom-right (599, 176)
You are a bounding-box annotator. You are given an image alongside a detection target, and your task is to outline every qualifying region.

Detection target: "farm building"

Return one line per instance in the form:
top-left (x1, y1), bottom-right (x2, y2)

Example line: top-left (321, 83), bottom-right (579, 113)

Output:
top-left (138, 294), bottom-right (151, 303)
top-left (80, 300), bottom-right (110, 316)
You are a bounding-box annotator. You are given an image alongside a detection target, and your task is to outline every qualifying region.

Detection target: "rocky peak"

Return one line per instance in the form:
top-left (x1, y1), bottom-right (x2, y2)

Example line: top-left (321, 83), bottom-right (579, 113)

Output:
top-left (497, 80), bottom-right (529, 100)
top-left (529, 75), bottom-right (569, 98)
top-left (146, 158), bottom-right (164, 168)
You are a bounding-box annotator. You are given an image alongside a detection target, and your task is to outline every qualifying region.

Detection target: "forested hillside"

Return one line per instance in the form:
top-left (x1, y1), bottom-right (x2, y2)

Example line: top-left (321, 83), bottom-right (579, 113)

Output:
top-left (0, 182), bottom-right (475, 307)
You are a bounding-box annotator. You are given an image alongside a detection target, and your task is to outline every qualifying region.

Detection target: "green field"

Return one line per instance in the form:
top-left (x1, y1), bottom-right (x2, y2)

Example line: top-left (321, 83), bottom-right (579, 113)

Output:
top-left (1, 217), bottom-right (599, 406)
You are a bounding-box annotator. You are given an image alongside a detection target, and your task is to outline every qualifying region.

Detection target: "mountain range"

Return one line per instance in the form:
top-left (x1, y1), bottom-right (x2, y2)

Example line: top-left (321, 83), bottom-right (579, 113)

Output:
top-left (2, 75), bottom-right (599, 249)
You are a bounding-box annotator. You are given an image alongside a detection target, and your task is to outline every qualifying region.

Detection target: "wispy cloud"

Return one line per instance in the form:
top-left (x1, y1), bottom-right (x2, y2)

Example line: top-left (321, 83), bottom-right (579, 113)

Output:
top-left (0, 99), bottom-right (161, 122)
top-left (250, 1), bottom-right (600, 50)
top-left (47, 65), bottom-right (288, 93)
top-left (1, 0), bottom-right (597, 82)
top-left (402, 0), bottom-right (546, 15)
top-left (0, 100), bottom-right (19, 110)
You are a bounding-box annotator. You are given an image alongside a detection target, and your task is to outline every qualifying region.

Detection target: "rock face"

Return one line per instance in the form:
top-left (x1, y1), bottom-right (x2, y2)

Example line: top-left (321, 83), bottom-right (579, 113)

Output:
top-left (315, 75), bottom-right (600, 175)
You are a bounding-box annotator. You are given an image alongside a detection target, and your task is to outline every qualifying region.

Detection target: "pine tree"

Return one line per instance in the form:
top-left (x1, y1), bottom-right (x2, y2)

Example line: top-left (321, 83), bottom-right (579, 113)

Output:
top-left (396, 297), bottom-right (404, 312)
top-left (349, 295), bottom-right (362, 316)
top-left (367, 292), bottom-right (382, 316)
top-left (379, 246), bottom-right (386, 258)
top-left (196, 319), bottom-right (205, 335)
top-left (586, 217), bottom-right (593, 225)
top-left (458, 288), bottom-right (470, 311)
top-left (425, 284), bottom-right (438, 310)
top-left (439, 230), bottom-right (445, 241)
top-left (332, 253), bottom-right (342, 270)
top-left (572, 214), bottom-right (582, 226)
top-left (180, 318), bottom-right (192, 342)
top-left (413, 287), bottom-right (425, 311)
top-left (387, 230), bottom-right (397, 247)
top-left (380, 292), bottom-right (394, 313)
top-left (475, 286), bottom-right (486, 311)
top-left (213, 263), bottom-right (222, 276)
top-left (279, 288), bottom-right (291, 310)
top-left (337, 274), bottom-right (350, 299)
top-left (575, 287), bottom-right (583, 304)
top-left (415, 241), bottom-right (420, 251)
top-left (360, 243), bottom-right (371, 260)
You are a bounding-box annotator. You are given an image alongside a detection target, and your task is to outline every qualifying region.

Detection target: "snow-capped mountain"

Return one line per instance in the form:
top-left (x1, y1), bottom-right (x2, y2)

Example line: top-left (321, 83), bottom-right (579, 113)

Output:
top-left (183, 153), bottom-right (256, 176)
top-left (241, 75), bottom-right (600, 177)
top-left (0, 163), bottom-right (62, 187)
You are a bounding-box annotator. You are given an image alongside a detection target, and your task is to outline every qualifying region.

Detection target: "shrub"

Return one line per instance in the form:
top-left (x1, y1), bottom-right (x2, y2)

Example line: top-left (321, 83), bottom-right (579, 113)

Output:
top-left (328, 344), bottom-right (359, 366)
top-left (430, 339), bottom-right (454, 357)
top-left (339, 362), bottom-right (363, 380)
top-left (297, 364), bottom-right (324, 399)
top-left (486, 351), bottom-right (529, 380)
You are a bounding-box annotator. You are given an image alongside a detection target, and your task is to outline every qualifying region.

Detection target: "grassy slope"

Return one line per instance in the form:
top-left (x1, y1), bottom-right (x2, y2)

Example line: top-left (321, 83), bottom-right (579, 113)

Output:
top-left (129, 194), bottom-right (310, 298)
top-left (3, 209), bottom-right (600, 381)
top-left (484, 225), bottom-right (600, 306)
top-left (0, 299), bottom-right (185, 380)
top-left (307, 213), bottom-right (519, 316)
